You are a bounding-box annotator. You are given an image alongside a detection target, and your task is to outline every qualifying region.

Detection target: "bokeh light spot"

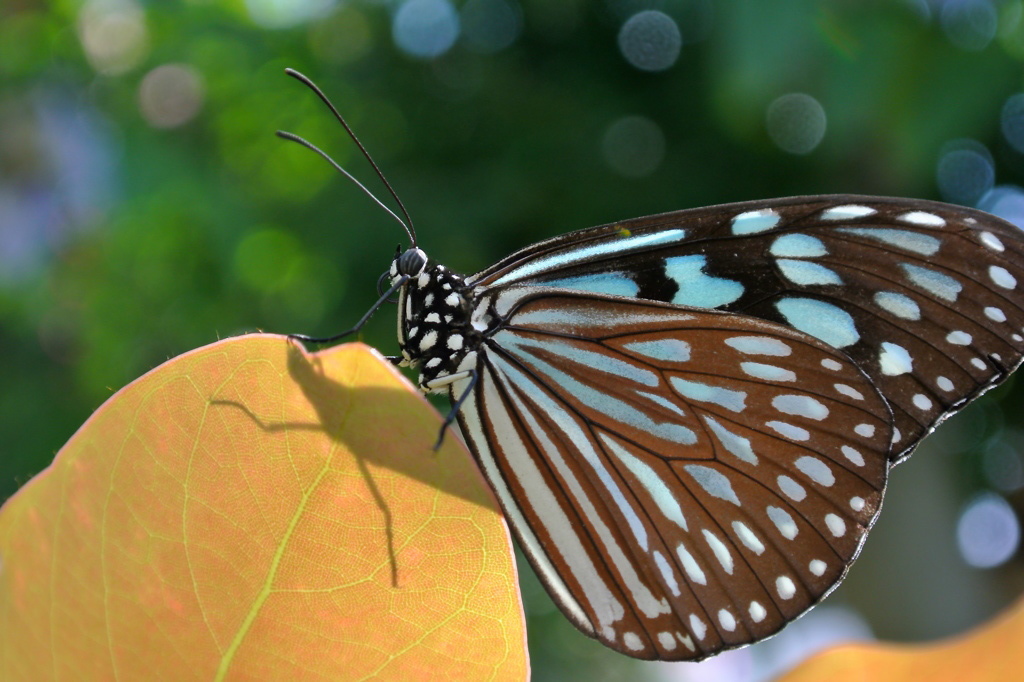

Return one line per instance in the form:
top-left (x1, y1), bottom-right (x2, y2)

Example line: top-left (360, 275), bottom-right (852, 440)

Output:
top-left (244, 0), bottom-right (336, 29)
top-left (957, 493), bottom-right (1020, 568)
top-left (309, 7), bottom-right (374, 65)
top-left (982, 435), bottom-right (1024, 493)
top-left (601, 115), bottom-right (666, 178)
top-left (462, 0), bottom-right (522, 53)
top-left (936, 140), bottom-right (994, 205)
top-left (77, 0), bottom-right (149, 75)
top-left (1001, 93), bottom-right (1024, 154)
top-left (617, 10), bottom-right (682, 72)
top-left (941, 0), bottom-right (997, 51)
top-left (138, 64), bottom-right (205, 129)
top-left (393, 0), bottom-right (460, 59)
top-left (979, 185), bottom-right (1024, 230)
top-left (766, 93), bottom-right (826, 155)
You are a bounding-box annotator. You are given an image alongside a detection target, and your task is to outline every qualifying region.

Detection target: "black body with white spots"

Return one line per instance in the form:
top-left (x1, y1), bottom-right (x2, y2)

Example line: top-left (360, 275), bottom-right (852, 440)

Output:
top-left (390, 250), bottom-right (478, 391)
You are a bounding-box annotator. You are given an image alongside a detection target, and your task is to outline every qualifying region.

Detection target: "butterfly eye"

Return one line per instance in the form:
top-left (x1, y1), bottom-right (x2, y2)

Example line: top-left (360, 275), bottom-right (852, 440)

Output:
top-left (397, 247), bottom-right (428, 276)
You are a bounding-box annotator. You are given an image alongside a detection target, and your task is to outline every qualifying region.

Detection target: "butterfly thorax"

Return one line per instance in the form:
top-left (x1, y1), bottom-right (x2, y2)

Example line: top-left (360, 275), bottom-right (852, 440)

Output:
top-left (390, 250), bottom-right (477, 391)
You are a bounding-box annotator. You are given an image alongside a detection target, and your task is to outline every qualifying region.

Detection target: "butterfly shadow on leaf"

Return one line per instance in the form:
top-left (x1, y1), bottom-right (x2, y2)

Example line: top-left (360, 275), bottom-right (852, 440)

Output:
top-left (209, 337), bottom-right (499, 588)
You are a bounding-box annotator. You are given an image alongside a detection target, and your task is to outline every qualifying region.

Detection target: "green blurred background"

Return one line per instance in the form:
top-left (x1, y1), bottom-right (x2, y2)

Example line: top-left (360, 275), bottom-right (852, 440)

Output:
top-left (4, 0), bottom-right (1024, 679)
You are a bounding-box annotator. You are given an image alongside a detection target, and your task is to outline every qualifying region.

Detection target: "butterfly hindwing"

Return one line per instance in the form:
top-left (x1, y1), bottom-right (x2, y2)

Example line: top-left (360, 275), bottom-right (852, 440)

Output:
top-left (469, 195), bottom-right (1024, 460)
top-left (453, 291), bottom-right (892, 660)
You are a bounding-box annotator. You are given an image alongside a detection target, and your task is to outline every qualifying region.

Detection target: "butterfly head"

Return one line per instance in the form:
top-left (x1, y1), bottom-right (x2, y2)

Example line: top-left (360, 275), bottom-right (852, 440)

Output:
top-left (390, 247), bottom-right (429, 283)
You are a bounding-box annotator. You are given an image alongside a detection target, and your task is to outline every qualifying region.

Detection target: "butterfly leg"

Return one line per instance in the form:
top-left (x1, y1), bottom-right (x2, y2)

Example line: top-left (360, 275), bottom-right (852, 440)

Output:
top-left (289, 275), bottom-right (409, 344)
top-left (423, 369), bottom-right (478, 450)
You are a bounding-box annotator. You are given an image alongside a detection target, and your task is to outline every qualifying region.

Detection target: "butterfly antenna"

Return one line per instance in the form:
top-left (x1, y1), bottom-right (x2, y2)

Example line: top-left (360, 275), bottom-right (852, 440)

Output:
top-left (275, 130), bottom-right (411, 238)
top-left (278, 68), bottom-right (417, 246)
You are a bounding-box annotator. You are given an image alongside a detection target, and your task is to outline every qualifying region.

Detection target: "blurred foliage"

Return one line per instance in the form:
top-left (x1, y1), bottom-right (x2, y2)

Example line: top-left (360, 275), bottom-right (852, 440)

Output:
top-left (4, 0), bottom-right (1024, 679)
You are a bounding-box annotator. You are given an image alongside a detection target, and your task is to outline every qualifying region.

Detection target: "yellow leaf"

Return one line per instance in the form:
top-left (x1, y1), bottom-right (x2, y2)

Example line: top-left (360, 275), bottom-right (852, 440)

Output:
top-left (0, 335), bottom-right (527, 681)
top-left (779, 592), bottom-right (1024, 682)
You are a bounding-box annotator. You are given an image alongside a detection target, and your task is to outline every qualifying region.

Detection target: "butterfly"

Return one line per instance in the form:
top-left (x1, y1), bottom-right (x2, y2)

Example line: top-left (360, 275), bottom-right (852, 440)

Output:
top-left (279, 70), bottom-right (1024, 661)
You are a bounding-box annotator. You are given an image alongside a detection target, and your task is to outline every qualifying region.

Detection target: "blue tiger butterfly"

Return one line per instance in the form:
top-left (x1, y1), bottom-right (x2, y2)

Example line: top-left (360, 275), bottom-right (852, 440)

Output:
top-left (281, 69), bottom-right (1024, 661)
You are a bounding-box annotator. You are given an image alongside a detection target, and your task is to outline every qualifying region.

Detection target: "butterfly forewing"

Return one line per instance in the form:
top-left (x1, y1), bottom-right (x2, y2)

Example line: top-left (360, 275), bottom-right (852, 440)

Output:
top-left (454, 291), bottom-right (892, 660)
top-left (469, 195), bottom-right (1024, 461)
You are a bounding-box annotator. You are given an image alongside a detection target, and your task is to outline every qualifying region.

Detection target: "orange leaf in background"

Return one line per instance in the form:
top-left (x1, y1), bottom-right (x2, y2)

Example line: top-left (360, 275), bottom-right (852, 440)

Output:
top-left (0, 336), bottom-right (527, 681)
top-left (779, 590), bottom-right (1024, 682)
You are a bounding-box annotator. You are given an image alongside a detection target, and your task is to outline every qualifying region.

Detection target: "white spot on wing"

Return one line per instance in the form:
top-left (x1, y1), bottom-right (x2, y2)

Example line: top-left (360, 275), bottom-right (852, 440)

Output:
top-left (770, 233), bottom-right (827, 257)
top-left (767, 506), bottom-right (798, 539)
top-left (825, 513), bottom-right (847, 537)
top-left (879, 341), bottom-right (913, 376)
top-left (821, 358), bottom-right (842, 371)
top-left (772, 394), bottom-right (829, 420)
top-left (777, 259), bottom-right (844, 286)
top-left (985, 306), bottom-right (1007, 322)
top-left (901, 263), bottom-right (962, 301)
top-left (725, 336), bottom-right (792, 356)
top-left (666, 255), bottom-right (745, 308)
top-left (653, 550), bottom-right (681, 597)
top-left (841, 445), bottom-right (865, 467)
top-left (809, 559), bottom-right (827, 576)
top-left (544, 272), bottom-right (640, 298)
top-left (671, 377), bottom-right (747, 412)
top-left (603, 435), bottom-right (689, 531)
top-left (898, 210), bottom-right (945, 227)
top-left (685, 465), bottom-right (742, 505)
top-left (777, 475), bottom-right (806, 501)
top-left (750, 601), bottom-right (767, 622)
top-left (636, 389), bottom-right (687, 416)
top-left (703, 415), bottom-right (758, 465)
top-left (946, 330), bottom-right (972, 345)
top-left (834, 383), bottom-right (864, 400)
top-left (776, 575), bottom-right (797, 599)
top-left (678, 543), bottom-right (707, 585)
top-left (732, 520), bottom-right (765, 554)
top-left (624, 338), bottom-right (691, 362)
top-left (689, 614), bottom-right (707, 640)
top-left (741, 362), bottom-right (797, 382)
top-left (491, 228), bottom-right (687, 285)
top-left (795, 456), bottom-right (835, 486)
top-left (732, 208), bottom-right (781, 234)
top-left (718, 609), bottom-right (737, 631)
top-left (703, 529), bottom-right (734, 574)
top-left (766, 420), bottom-right (810, 441)
top-left (776, 297), bottom-right (860, 348)
top-left (854, 423), bottom-right (875, 438)
top-left (836, 227), bottom-right (940, 255)
top-left (990, 265), bottom-right (1017, 289)
top-left (980, 231), bottom-right (1005, 252)
top-left (821, 204), bottom-right (876, 220)
top-left (623, 632), bottom-right (644, 651)
top-left (874, 291), bottom-right (921, 320)
top-left (913, 393), bottom-right (933, 411)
